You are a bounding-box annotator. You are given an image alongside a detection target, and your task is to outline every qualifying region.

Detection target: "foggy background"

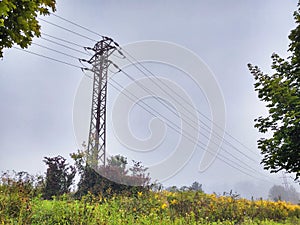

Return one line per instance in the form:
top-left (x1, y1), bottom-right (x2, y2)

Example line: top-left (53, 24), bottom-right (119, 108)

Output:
top-left (0, 0), bottom-right (299, 198)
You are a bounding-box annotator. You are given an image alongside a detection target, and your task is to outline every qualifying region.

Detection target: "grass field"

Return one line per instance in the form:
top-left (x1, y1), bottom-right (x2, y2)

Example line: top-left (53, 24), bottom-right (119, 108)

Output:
top-left (1, 187), bottom-right (299, 225)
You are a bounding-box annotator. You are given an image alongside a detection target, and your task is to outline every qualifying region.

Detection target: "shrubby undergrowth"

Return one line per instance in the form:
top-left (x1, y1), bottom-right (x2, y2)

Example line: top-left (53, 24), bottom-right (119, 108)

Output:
top-left (0, 172), bottom-right (299, 225)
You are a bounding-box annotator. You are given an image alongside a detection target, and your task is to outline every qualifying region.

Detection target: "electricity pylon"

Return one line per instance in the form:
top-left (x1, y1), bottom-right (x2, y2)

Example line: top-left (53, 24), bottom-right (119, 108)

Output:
top-left (84, 37), bottom-right (118, 168)
top-left (281, 171), bottom-right (290, 190)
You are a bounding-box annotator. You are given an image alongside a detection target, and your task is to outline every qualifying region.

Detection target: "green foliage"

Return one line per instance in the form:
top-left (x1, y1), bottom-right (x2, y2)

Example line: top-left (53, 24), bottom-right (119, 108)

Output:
top-left (190, 181), bottom-right (203, 192)
top-left (248, 2), bottom-right (300, 180)
top-left (0, 169), bottom-right (299, 224)
top-left (166, 181), bottom-right (204, 193)
top-left (0, 0), bottom-right (56, 57)
top-left (0, 171), bottom-right (44, 223)
top-left (71, 149), bottom-right (150, 198)
top-left (101, 155), bottom-right (151, 187)
top-left (43, 155), bottom-right (76, 200)
top-left (129, 160), bottom-right (151, 186)
top-left (1, 186), bottom-right (300, 224)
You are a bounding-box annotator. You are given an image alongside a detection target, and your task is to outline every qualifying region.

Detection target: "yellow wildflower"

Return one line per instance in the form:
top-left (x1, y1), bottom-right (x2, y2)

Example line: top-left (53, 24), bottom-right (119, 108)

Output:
top-left (161, 203), bottom-right (168, 209)
top-left (138, 191), bottom-right (143, 197)
top-left (170, 199), bottom-right (177, 205)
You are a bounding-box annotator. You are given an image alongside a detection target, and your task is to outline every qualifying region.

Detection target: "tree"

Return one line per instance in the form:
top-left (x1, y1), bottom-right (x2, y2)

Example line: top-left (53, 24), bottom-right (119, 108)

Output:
top-left (71, 148), bottom-right (107, 197)
top-left (179, 185), bottom-right (189, 191)
top-left (43, 155), bottom-right (76, 199)
top-left (71, 149), bottom-right (150, 198)
top-left (128, 160), bottom-right (151, 187)
top-left (189, 181), bottom-right (203, 192)
top-left (248, 2), bottom-right (300, 181)
top-left (0, 170), bottom-right (44, 197)
top-left (269, 185), bottom-right (287, 202)
top-left (166, 185), bottom-right (179, 192)
top-left (103, 154), bottom-right (129, 184)
top-left (0, 0), bottom-right (56, 57)
top-left (269, 184), bottom-right (300, 204)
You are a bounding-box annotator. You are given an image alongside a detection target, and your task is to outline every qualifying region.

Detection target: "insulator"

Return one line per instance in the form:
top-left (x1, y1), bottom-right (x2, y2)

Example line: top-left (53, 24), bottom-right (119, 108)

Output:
top-left (117, 50), bottom-right (124, 56)
top-left (103, 36), bottom-right (113, 42)
top-left (112, 63), bottom-right (120, 70)
top-left (80, 67), bottom-right (90, 72)
top-left (84, 47), bottom-right (94, 51)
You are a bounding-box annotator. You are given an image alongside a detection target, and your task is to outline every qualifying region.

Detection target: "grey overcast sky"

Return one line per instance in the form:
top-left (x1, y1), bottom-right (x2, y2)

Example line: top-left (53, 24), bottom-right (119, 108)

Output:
top-left (0, 0), bottom-right (299, 198)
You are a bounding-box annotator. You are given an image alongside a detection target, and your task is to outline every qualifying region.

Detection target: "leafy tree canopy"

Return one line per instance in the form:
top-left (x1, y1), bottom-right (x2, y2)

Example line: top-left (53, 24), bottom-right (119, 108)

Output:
top-left (0, 0), bottom-right (56, 57)
top-left (71, 149), bottom-right (150, 197)
top-left (248, 2), bottom-right (300, 181)
top-left (43, 155), bottom-right (76, 199)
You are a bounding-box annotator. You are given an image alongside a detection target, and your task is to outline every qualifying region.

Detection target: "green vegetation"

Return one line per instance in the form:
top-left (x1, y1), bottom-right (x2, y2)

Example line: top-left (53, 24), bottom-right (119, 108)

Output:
top-left (0, 171), bottom-right (299, 225)
top-left (43, 155), bottom-right (76, 200)
top-left (248, 2), bottom-right (300, 180)
top-left (1, 0), bottom-right (300, 224)
top-left (0, 0), bottom-right (56, 57)
top-left (71, 149), bottom-right (150, 198)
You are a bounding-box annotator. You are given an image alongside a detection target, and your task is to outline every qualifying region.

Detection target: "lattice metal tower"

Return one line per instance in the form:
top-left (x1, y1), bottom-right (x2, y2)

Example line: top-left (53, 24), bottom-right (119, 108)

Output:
top-left (86, 37), bottom-right (117, 168)
top-left (281, 171), bottom-right (290, 190)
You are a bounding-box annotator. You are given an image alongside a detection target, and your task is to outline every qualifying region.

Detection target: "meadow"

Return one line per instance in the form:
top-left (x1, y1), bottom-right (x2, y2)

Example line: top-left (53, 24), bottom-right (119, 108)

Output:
top-left (1, 182), bottom-right (299, 225)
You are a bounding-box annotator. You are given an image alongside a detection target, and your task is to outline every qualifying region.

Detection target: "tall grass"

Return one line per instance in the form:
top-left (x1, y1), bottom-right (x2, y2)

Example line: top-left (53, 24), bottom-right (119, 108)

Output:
top-left (0, 185), bottom-right (299, 225)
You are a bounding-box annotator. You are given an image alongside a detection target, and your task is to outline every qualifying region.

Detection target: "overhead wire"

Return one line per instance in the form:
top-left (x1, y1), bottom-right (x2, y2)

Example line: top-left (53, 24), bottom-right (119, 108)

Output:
top-left (83, 69), bottom-right (273, 183)
top-left (116, 68), bottom-right (264, 176)
top-left (13, 38), bottom-right (274, 183)
top-left (38, 18), bottom-right (97, 42)
top-left (41, 32), bottom-right (87, 48)
top-left (117, 53), bottom-right (279, 182)
top-left (42, 16), bottom-right (234, 163)
top-left (121, 49), bottom-right (260, 158)
top-left (13, 46), bottom-right (87, 70)
top-left (123, 49), bottom-right (258, 156)
top-left (49, 12), bottom-right (106, 38)
top-left (44, 13), bottom-right (261, 161)
top-left (31, 14), bottom-right (278, 182)
top-left (114, 57), bottom-right (268, 178)
top-left (32, 43), bottom-right (79, 59)
top-left (117, 60), bottom-right (259, 164)
top-left (44, 13), bottom-right (275, 179)
top-left (107, 57), bottom-right (260, 168)
top-left (103, 67), bottom-right (272, 182)
top-left (39, 36), bottom-right (90, 56)
top-left (109, 80), bottom-right (262, 180)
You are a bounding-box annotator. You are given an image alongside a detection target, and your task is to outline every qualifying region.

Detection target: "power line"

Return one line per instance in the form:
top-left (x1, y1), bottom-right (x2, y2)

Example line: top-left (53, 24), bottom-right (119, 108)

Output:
top-left (12, 41), bottom-right (274, 183)
top-left (102, 73), bottom-right (273, 183)
top-left (32, 43), bottom-right (79, 59)
top-left (40, 36), bottom-right (90, 56)
top-left (32, 15), bottom-right (277, 182)
top-left (48, 13), bottom-right (120, 48)
top-left (38, 18), bottom-right (97, 42)
top-left (50, 13), bottom-right (105, 38)
top-left (117, 68), bottom-right (262, 175)
top-left (120, 48), bottom-right (261, 159)
top-left (118, 51), bottom-right (260, 163)
top-left (41, 32), bottom-right (87, 49)
top-left (80, 67), bottom-right (270, 182)
top-left (46, 15), bottom-right (266, 174)
top-left (13, 46), bottom-right (86, 69)
top-left (43, 15), bottom-right (261, 162)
